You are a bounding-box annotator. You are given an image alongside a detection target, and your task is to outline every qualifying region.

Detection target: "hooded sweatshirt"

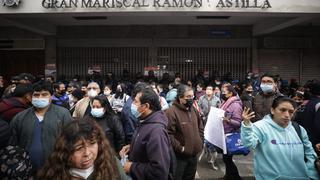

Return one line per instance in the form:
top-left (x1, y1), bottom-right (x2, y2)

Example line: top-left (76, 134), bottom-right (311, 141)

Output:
top-left (241, 115), bottom-right (319, 180)
top-left (129, 110), bottom-right (171, 180)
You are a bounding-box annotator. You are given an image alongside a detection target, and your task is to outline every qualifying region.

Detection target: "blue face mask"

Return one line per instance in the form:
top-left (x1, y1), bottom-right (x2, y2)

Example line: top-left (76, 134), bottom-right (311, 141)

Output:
top-left (32, 98), bottom-right (50, 108)
top-left (260, 84), bottom-right (274, 93)
top-left (131, 103), bottom-right (141, 119)
top-left (91, 108), bottom-right (105, 118)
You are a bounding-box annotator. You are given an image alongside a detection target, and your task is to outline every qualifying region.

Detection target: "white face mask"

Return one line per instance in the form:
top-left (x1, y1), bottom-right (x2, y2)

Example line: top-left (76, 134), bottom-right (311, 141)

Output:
top-left (69, 166), bottom-right (94, 179)
top-left (91, 108), bottom-right (105, 118)
top-left (88, 89), bottom-right (98, 98)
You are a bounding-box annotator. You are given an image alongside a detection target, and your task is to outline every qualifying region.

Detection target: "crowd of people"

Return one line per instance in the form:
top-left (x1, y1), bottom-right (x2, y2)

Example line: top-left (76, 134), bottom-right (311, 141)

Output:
top-left (0, 70), bottom-right (319, 180)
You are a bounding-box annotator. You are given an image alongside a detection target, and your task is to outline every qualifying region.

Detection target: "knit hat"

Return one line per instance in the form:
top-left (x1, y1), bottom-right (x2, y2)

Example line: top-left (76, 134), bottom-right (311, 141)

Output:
top-left (12, 84), bottom-right (33, 98)
top-left (71, 89), bottom-right (84, 100)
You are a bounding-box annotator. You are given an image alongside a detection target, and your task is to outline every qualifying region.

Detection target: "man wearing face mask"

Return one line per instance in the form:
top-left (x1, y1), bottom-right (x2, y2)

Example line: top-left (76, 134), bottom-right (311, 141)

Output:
top-left (119, 88), bottom-right (171, 180)
top-left (9, 81), bottom-right (72, 173)
top-left (165, 84), bottom-right (204, 180)
top-left (73, 82), bottom-right (101, 118)
top-left (52, 82), bottom-right (70, 110)
top-left (252, 73), bottom-right (281, 122)
top-left (0, 84), bottom-right (33, 123)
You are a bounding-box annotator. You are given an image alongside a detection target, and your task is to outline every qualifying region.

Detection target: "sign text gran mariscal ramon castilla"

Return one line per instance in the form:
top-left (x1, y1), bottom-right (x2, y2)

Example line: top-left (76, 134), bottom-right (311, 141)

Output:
top-left (42, 0), bottom-right (272, 9)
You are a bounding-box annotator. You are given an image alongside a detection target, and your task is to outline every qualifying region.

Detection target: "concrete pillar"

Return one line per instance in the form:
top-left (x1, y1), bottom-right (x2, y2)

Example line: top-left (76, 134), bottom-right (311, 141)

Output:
top-left (44, 37), bottom-right (57, 80)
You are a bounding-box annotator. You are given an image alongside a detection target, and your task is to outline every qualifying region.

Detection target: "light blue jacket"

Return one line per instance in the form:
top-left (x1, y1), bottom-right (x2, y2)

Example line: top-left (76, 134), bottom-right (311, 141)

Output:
top-left (165, 88), bottom-right (177, 106)
top-left (241, 115), bottom-right (319, 180)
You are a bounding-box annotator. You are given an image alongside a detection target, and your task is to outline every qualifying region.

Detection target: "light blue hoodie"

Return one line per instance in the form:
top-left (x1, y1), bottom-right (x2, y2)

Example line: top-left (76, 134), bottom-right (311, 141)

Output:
top-left (241, 115), bottom-right (319, 180)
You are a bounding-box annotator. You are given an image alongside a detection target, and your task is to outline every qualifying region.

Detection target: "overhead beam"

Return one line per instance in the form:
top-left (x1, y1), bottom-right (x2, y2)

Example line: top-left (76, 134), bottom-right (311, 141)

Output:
top-left (0, 17), bottom-right (56, 36)
top-left (253, 16), bottom-right (314, 36)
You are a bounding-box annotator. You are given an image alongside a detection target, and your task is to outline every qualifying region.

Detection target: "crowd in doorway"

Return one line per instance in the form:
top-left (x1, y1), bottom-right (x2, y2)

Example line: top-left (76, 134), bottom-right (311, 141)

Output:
top-left (0, 70), bottom-right (319, 180)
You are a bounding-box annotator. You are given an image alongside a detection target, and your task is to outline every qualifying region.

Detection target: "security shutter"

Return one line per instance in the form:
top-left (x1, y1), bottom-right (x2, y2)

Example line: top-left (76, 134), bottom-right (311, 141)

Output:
top-left (258, 49), bottom-right (300, 82)
top-left (57, 47), bottom-right (149, 79)
top-left (157, 47), bottom-right (249, 81)
top-left (301, 50), bottom-right (320, 84)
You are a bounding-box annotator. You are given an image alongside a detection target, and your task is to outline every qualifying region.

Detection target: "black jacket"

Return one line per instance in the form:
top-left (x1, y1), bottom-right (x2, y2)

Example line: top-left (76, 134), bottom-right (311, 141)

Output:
top-left (88, 114), bottom-right (125, 153)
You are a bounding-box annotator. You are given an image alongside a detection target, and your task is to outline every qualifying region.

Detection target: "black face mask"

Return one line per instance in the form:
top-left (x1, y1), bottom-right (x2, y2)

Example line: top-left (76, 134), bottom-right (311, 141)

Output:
top-left (246, 91), bottom-right (253, 94)
top-left (296, 102), bottom-right (303, 106)
top-left (220, 94), bottom-right (228, 101)
top-left (185, 99), bottom-right (193, 108)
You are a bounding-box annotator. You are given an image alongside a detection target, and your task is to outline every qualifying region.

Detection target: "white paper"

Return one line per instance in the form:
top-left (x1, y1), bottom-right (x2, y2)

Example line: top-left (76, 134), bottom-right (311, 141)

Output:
top-left (204, 107), bottom-right (227, 154)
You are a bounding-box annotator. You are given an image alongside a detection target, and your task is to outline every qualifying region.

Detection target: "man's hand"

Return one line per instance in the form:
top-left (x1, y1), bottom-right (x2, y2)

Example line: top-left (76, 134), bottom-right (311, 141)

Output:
top-left (242, 107), bottom-right (255, 125)
top-left (119, 144), bottom-right (130, 157)
top-left (123, 161), bottom-right (132, 174)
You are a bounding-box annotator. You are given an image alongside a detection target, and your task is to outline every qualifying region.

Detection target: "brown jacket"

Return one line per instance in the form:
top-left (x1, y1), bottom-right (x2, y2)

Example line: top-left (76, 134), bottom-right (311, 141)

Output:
top-left (165, 100), bottom-right (204, 157)
top-left (252, 91), bottom-right (281, 122)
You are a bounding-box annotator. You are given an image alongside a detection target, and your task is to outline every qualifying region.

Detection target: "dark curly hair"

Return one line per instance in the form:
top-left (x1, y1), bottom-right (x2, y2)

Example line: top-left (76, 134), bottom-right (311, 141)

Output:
top-left (37, 119), bottom-right (119, 180)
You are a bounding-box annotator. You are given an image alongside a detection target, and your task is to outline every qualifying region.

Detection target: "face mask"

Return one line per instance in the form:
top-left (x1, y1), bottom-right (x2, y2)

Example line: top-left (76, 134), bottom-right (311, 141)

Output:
top-left (104, 90), bottom-right (111, 96)
top-left (88, 89), bottom-right (98, 98)
top-left (296, 101), bottom-right (303, 106)
top-left (185, 99), bottom-right (193, 108)
top-left (220, 93), bottom-right (228, 101)
top-left (32, 98), bottom-right (50, 108)
top-left (131, 103), bottom-right (141, 118)
top-left (260, 84), bottom-right (274, 93)
top-left (91, 108), bottom-right (105, 118)
top-left (246, 90), bottom-right (253, 94)
top-left (197, 87), bottom-right (202, 92)
top-left (69, 166), bottom-right (94, 179)
top-left (206, 90), bottom-right (213, 95)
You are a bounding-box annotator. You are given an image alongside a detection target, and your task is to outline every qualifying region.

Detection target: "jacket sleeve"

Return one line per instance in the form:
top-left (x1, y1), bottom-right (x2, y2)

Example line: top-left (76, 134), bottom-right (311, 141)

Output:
top-left (228, 103), bottom-right (243, 129)
top-left (130, 128), bottom-right (170, 180)
top-left (300, 126), bottom-right (320, 180)
top-left (241, 122), bottom-right (265, 150)
top-left (8, 113), bottom-right (21, 145)
top-left (113, 115), bottom-right (126, 152)
top-left (121, 100), bottom-right (137, 144)
top-left (195, 108), bottom-right (204, 141)
top-left (61, 108), bottom-right (73, 127)
top-left (166, 109), bottom-right (183, 153)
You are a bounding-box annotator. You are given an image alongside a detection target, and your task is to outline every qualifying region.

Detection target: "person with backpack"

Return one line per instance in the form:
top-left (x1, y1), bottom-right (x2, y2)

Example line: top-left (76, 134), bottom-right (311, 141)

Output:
top-left (0, 84), bottom-right (33, 123)
top-left (241, 96), bottom-right (319, 180)
top-left (119, 88), bottom-right (171, 180)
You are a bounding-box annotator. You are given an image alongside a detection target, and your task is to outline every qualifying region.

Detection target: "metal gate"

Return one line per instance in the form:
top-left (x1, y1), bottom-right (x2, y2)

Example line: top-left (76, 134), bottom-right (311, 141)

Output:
top-left (57, 47), bottom-right (149, 79)
top-left (157, 47), bottom-right (250, 81)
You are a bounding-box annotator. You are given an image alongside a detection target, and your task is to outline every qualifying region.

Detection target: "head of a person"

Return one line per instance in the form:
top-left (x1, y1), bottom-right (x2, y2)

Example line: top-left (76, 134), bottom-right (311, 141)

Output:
top-left (205, 84), bottom-right (214, 96)
top-left (187, 80), bottom-right (193, 88)
top-left (54, 82), bottom-right (66, 95)
top-left (46, 76), bottom-right (54, 83)
top-left (244, 83), bottom-right (253, 95)
top-left (131, 88), bottom-right (161, 119)
top-left (260, 73), bottom-right (277, 94)
top-left (310, 80), bottom-right (320, 97)
top-left (18, 73), bottom-right (35, 84)
top-left (81, 83), bottom-right (88, 95)
top-left (156, 84), bottom-right (164, 93)
top-left (71, 89), bottom-right (84, 103)
top-left (91, 96), bottom-right (114, 118)
top-left (32, 82), bottom-right (53, 109)
top-left (176, 84), bottom-right (194, 109)
top-left (196, 83), bottom-right (204, 92)
top-left (87, 82), bottom-right (100, 99)
top-left (291, 92), bottom-right (304, 106)
top-left (12, 84), bottom-right (33, 105)
top-left (131, 82), bottom-right (150, 98)
top-left (116, 83), bottom-right (126, 94)
top-left (103, 84), bottom-right (113, 96)
top-left (221, 84), bottom-right (237, 101)
top-left (271, 96), bottom-right (297, 128)
top-left (38, 119), bottom-right (119, 179)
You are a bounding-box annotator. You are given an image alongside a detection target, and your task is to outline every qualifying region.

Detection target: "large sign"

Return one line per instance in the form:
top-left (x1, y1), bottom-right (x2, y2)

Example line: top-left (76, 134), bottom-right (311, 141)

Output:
top-left (0, 0), bottom-right (319, 13)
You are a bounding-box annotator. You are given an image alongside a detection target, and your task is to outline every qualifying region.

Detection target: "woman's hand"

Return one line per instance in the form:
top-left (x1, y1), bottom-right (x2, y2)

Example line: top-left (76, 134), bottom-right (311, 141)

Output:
top-left (123, 161), bottom-right (132, 173)
top-left (242, 107), bottom-right (255, 125)
top-left (119, 144), bottom-right (130, 157)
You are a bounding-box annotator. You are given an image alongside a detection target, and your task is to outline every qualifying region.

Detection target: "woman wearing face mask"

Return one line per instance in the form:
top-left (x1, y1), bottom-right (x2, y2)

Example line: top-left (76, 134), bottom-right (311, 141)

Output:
top-left (87, 96), bottom-right (125, 153)
top-left (241, 83), bottom-right (254, 110)
top-left (37, 119), bottom-right (127, 180)
top-left (241, 96), bottom-right (319, 180)
top-left (219, 84), bottom-right (243, 180)
top-left (103, 84), bottom-right (113, 103)
top-left (111, 83), bottom-right (130, 114)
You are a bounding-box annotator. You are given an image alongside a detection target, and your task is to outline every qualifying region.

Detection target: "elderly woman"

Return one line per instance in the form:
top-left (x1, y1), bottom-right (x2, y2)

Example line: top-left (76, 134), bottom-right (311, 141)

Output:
top-left (37, 119), bottom-right (127, 180)
top-left (241, 96), bottom-right (319, 180)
